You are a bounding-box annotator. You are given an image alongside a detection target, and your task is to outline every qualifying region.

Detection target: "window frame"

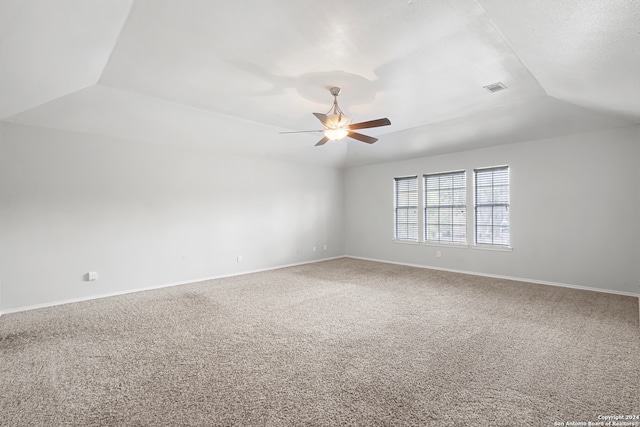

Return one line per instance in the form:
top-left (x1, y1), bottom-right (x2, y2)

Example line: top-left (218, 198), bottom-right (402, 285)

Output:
top-left (423, 170), bottom-right (467, 246)
top-left (473, 165), bottom-right (511, 248)
top-left (393, 175), bottom-right (419, 242)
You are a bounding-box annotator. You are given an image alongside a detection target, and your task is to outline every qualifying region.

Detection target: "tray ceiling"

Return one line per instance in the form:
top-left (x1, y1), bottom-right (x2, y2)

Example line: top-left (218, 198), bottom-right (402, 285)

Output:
top-left (1, 0), bottom-right (638, 168)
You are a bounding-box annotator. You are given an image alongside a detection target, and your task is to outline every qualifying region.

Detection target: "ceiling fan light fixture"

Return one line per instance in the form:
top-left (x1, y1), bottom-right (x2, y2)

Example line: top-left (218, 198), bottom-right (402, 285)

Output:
top-left (324, 128), bottom-right (349, 140)
top-left (279, 86), bottom-right (390, 146)
top-left (324, 113), bottom-right (351, 129)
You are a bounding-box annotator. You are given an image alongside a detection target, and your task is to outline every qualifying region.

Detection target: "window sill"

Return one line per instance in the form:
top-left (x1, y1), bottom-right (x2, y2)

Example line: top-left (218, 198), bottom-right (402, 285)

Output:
top-left (422, 242), bottom-right (469, 249)
top-left (393, 239), bottom-right (420, 245)
top-left (392, 240), bottom-right (512, 252)
top-left (471, 244), bottom-right (512, 252)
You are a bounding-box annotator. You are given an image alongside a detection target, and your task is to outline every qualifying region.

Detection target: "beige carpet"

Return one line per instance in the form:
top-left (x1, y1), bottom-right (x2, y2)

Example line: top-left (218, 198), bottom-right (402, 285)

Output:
top-left (1, 258), bottom-right (638, 426)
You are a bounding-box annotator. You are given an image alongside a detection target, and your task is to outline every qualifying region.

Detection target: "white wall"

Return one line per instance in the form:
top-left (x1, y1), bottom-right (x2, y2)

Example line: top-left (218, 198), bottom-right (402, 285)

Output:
top-left (345, 125), bottom-right (640, 295)
top-left (0, 124), bottom-right (3, 314)
top-left (1, 123), bottom-right (637, 313)
top-left (0, 123), bottom-right (344, 312)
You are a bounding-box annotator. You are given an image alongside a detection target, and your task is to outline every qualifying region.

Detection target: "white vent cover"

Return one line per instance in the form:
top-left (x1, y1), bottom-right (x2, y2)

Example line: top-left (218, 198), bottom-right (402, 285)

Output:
top-left (483, 82), bottom-right (507, 93)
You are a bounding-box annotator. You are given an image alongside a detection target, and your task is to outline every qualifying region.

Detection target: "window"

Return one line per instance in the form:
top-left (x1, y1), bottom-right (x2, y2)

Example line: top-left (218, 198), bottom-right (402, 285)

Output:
top-left (474, 166), bottom-right (510, 246)
top-left (424, 171), bottom-right (466, 244)
top-left (394, 176), bottom-right (418, 241)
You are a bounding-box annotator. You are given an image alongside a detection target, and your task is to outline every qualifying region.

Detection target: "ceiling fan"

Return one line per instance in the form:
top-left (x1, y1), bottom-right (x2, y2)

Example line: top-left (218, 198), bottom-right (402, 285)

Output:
top-left (280, 87), bottom-right (391, 146)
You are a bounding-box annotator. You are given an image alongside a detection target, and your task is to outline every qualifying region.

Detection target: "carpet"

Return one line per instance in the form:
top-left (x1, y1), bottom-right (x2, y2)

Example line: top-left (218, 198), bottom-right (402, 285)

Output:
top-left (1, 258), bottom-right (638, 426)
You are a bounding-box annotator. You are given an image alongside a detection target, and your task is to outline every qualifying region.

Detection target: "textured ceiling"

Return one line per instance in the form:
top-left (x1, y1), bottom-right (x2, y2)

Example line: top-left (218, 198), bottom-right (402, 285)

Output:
top-left (1, 0), bottom-right (638, 168)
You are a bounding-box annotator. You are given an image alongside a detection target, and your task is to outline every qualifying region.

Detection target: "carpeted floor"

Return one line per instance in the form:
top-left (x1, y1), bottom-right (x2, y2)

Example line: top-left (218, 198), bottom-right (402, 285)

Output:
top-left (1, 258), bottom-right (638, 426)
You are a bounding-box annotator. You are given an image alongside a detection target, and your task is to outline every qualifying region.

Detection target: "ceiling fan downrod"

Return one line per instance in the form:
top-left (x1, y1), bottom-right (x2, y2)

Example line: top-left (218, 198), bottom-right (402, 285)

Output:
top-left (328, 87), bottom-right (345, 118)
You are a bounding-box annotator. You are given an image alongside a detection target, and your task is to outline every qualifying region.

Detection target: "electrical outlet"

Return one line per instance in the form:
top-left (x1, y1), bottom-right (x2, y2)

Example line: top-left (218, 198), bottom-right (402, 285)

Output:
top-left (323, 245), bottom-right (327, 250)
top-left (436, 250), bottom-right (441, 258)
top-left (87, 272), bottom-right (98, 281)
top-left (313, 246), bottom-right (316, 252)
top-left (237, 254), bottom-right (243, 263)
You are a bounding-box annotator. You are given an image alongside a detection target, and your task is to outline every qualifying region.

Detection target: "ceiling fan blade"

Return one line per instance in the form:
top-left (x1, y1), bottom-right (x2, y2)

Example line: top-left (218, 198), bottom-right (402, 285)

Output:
top-left (315, 136), bottom-right (330, 146)
top-left (347, 118), bottom-right (391, 130)
top-left (313, 113), bottom-right (328, 126)
top-left (347, 131), bottom-right (378, 144)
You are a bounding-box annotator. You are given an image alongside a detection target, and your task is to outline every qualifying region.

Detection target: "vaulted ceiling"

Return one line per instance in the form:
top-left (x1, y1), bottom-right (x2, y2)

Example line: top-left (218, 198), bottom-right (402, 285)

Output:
top-left (1, 0), bottom-right (638, 168)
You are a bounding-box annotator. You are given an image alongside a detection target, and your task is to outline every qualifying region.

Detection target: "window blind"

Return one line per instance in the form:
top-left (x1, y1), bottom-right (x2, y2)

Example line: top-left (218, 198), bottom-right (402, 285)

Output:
top-left (474, 166), bottom-right (510, 246)
top-left (424, 171), bottom-right (466, 244)
top-left (394, 176), bottom-right (418, 241)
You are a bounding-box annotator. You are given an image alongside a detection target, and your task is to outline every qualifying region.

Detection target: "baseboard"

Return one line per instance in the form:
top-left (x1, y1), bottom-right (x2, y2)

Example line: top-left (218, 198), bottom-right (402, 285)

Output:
top-left (0, 256), bottom-right (344, 316)
top-left (345, 255), bottom-right (640, 298)
top-left (2, 255), bottom-right (638, 320)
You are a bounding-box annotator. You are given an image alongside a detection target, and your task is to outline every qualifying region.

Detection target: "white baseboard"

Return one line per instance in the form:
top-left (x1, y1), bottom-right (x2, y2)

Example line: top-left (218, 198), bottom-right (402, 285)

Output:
top-left (0, 256), bottom-right (343, 316)
top-left (1, 255), bottom-right (638, 319)
top-left (345, 255), bottom-right (640, 298)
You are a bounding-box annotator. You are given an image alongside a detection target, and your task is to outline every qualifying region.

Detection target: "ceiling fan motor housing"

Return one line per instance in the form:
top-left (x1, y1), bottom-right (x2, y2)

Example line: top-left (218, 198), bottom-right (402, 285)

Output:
top-left (279, 87), bottom-right (390, 146)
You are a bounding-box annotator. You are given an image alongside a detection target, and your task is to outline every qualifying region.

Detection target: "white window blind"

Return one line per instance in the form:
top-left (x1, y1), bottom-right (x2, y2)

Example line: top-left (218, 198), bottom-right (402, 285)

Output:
top-left (394, 176), bottom-right (418, 241)
top-left (424, 171), bottom-right (466, 244)
top-left (474, 166), bottom-right (510, 246)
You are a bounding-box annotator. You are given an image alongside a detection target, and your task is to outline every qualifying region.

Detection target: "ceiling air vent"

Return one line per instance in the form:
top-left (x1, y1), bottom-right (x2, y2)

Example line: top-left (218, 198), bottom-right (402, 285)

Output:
top-left (483, 82), bottom-right (507, 93)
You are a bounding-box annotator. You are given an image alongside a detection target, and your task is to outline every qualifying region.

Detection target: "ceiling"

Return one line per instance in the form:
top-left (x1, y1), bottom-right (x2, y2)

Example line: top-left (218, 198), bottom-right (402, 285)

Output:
top-left (1, 0), bottom-right (638, 168)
